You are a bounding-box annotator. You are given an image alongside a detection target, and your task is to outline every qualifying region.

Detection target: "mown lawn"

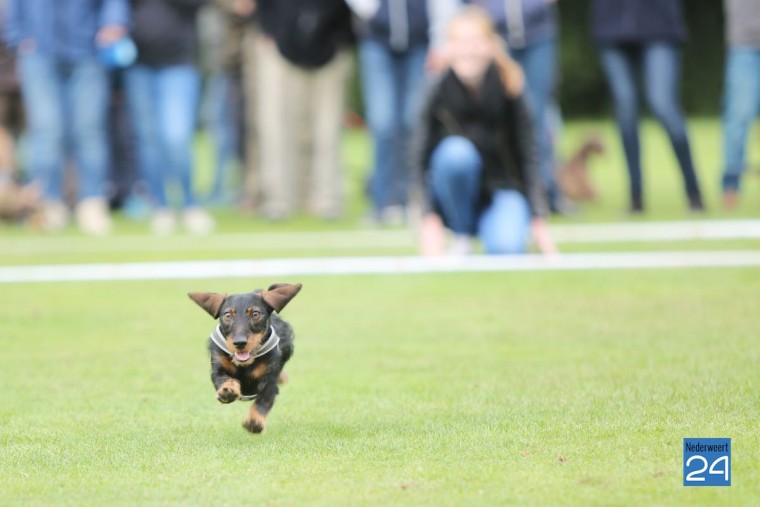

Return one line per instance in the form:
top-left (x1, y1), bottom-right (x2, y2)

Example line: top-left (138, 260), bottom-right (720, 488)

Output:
top-left (1, 118), bottom-right (758, 505)
top-left (1, 270), bottom-right (758, 506)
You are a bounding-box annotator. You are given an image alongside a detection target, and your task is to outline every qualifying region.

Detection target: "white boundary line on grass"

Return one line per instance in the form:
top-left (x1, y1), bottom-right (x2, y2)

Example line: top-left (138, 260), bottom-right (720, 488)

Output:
top-left (549, 219), bottom-right (760, 243)
top-left (1, 250), bottom-right (758, 283)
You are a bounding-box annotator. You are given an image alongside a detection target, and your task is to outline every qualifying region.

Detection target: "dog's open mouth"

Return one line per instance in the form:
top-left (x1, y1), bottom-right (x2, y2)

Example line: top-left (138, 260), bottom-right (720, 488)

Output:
top-left (234, 351), bottom-right (252, 362)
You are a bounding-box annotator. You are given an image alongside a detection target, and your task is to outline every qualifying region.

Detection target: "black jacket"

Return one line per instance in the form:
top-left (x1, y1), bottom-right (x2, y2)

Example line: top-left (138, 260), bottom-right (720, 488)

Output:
top-left (414, 64), bottom-right (547, 219)
top-left (257, 0), bottom-right (354, 68)
top-left (130, 0), bottom-right (205, 67)
top-left (358, 0), bottom-right (430, 51)
top-left (591, 0), bottom-right (687, 45)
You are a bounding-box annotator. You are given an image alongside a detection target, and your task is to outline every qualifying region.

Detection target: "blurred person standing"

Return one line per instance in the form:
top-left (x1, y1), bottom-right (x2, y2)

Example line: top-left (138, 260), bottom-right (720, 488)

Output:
top-left (198, 3), bottom-right (240, 206)
top-left (721, 0), bottom-right (760, 209)
top-left (348, 0), bottom-right (458, 226)
top-left (415, 6), bottom-right (556, 256)
top-left (126, 0), bottom-right (214, 235)
top-left (0, 0), bottom-right (22, 180)
top-left (212, 0), bottom-right (258, 210)
top-left (0, 23), bottom-right (39, 225)
top-left (106, 70), bottom-right (147, 219)
top-left (466, 0), bottom-right (562, 213)
top-left (255, 0), bottom-right (354, 221)
top-left (592, 0), bottom-right (705, 213)
top-left (4, 0), bottom-right (129, 234)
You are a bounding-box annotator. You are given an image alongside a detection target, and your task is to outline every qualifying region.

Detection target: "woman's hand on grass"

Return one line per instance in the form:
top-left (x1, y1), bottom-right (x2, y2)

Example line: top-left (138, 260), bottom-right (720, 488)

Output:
top-left (531, 218), bottom-right (558, 255)
top-left (420, 213), bottom-right (446, 256)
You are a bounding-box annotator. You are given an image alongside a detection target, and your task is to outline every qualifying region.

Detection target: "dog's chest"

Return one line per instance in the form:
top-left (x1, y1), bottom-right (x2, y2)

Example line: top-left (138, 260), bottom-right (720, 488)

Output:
top-left (227, 360), bottom-right (274, 397)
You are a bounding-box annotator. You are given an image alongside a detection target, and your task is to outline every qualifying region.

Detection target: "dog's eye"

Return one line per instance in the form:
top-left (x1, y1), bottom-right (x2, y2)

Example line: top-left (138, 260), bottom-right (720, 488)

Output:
top-left (251, 311), bottom-right (261, 319)
top-left (222, 311), bottom-right (232, 320)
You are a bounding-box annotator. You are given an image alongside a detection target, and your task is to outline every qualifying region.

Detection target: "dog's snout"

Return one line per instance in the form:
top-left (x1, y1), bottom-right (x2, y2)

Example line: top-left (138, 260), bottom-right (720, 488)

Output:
top-left (233, 337), bottom-right (248, 349)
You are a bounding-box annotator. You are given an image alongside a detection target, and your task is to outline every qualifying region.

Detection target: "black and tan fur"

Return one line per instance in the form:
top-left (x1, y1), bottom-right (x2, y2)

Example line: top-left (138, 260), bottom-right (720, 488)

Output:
top-left (188, 283), bottom-right (302, 433)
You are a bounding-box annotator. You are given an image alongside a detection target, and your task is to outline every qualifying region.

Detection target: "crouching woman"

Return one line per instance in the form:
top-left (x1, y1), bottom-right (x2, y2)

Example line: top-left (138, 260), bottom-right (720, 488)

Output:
top-left (415, 6), bottom-right (556, 255)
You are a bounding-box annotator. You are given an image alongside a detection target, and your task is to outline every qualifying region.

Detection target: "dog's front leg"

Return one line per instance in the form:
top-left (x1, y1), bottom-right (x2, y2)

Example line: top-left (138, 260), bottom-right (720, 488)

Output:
top-left (243, 381), bottom-right (279, 433)
top-left (211, 355), bottom-right (241, 403)
top-left (215, 377), bottom-right (241, 403)
top-left (212, 371), bottom-right (240, 405)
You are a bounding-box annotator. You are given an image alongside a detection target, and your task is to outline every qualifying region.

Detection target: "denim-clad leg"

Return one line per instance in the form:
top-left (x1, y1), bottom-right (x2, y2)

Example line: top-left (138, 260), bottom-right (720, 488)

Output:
top-left (66, 58), bottom-right (110, 200)
top-left (641, 42), bottom-right (702, 200)
top-left (600, 44), bottom-right (642, 206)
top-left (19, 52), bottom-right (109, 203)
top-left (359, 40), bottom-right (396, 212)
top-left (156, 65), bottom-right (201, 209)
top-left (722, 48), bottom-right (760, 191)
top-left (203, 73), bottom-right (237, 201)
top-left (126, 65), bottom-right (168, 207)
top-left (126, 64), bottom-right (200, 209)
top-left (477, 189), bottom-right (531, 255)
top-left (360, 40), bottom-right (427, 212)
top-left (512, 39), bottom-right (558, 204)
top-left (392, 44), bottom-right (427, 208)
top-left (17, 52), bottom-right (65, 200)
top-left (428, 136), bottom-right (482, 235)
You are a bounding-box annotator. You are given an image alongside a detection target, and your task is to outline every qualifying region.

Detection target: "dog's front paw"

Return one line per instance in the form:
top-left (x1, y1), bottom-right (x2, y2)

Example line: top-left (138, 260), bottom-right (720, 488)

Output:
top-left (242, 407), bottom-right (266, 433)
top-left (217, 379), bottom-right (241, 404)
top-left (242, 417), bottom-right (265, 433)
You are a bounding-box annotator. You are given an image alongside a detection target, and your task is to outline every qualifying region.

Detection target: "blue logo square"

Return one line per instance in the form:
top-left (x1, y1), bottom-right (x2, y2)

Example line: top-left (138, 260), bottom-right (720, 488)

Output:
top-left (683, 438), bottom-right (731, 486)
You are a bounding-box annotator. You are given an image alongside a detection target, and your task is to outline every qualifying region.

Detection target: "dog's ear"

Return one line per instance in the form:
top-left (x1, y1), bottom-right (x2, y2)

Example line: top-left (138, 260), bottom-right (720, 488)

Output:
top-left (188, 292), bottom-right (227, 319)
top-left (261, 283), bottom-right (302, 313)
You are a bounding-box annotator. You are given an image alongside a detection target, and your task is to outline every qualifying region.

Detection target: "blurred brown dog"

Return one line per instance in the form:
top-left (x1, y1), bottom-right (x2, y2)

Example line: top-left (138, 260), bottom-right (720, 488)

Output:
top-left (0, 175), bottom-right (42, 226)
top-left (556, 136), bottom-right (605, 202)
top-left (0, 121), bottom-right (42, 228)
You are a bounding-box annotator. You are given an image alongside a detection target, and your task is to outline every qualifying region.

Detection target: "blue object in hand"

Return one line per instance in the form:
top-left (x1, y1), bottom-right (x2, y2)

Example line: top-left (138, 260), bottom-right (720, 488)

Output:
top-left (99, 37), bottom-right (137, 69)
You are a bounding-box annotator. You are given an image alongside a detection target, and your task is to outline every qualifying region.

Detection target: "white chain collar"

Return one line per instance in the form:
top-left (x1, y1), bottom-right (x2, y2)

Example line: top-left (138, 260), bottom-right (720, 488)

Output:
top-left (209, 324), bottom-right (280, 359)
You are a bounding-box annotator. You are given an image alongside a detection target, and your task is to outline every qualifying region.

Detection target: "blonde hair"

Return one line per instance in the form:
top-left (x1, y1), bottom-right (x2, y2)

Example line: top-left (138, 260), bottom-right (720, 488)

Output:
top-left (447, 6), bottom-right (525, 98)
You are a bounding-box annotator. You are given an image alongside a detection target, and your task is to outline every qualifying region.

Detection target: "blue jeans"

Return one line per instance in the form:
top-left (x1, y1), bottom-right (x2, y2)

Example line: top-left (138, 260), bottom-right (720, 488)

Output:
top-left (201, 73), bottom-right (238, 201)
top-left (125, 64), bottom-right (200, 209)
top-left (600, 42), bottom-right (702, 206)
top-left (722, 47), bottom-right (760, 191)
top-left (429, 136), bottom-right (531, 254)
top-left (512, 39), bottom-right (559, 205)
top-left (17, 52), bottom-right (110, 201)
top-left (359, 40), bottom-right (427, 212)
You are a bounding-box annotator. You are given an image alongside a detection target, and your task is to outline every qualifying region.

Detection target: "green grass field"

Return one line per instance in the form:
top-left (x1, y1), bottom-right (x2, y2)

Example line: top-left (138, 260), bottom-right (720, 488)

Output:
top-left (1, 119), bottom-right (759, 505)
top-left (1, 271), bottom-right (758, 506)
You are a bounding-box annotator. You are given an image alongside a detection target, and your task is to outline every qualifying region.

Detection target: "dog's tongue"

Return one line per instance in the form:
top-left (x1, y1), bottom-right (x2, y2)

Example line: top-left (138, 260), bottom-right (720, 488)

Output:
top-left (234, 351), bottom-right (251, 362)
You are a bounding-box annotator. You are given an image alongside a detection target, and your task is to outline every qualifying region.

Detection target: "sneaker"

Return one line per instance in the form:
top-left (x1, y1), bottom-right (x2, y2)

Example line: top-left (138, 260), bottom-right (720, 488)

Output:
top-left (688, 194), bottom-right (706, 213)
top-left (379, 205), bottom-right (407, 227)
top-left (183, 207), bottom-right (215, 235)
top-left (722, 189), bottom-right (738, 210)
top-left (42, 200), bottom-right (70, 232)
top-left (75, 197), bottom-right (112, 235)
top-left (121, 194), bottom-right (152, 221)
top-left (629, 195), bottom-right (644, 215)
top-left (151, 209), bottom-right (177, 236)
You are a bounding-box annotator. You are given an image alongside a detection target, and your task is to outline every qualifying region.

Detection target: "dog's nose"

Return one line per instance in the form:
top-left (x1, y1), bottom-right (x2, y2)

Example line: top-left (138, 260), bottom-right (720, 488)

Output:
top-left (233, 337), bottom-right (248, 349)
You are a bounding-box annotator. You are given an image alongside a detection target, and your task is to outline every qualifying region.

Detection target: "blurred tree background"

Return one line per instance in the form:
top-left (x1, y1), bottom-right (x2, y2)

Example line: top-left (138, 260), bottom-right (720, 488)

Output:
top-left (559, 0), bottom-right (725, 117)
